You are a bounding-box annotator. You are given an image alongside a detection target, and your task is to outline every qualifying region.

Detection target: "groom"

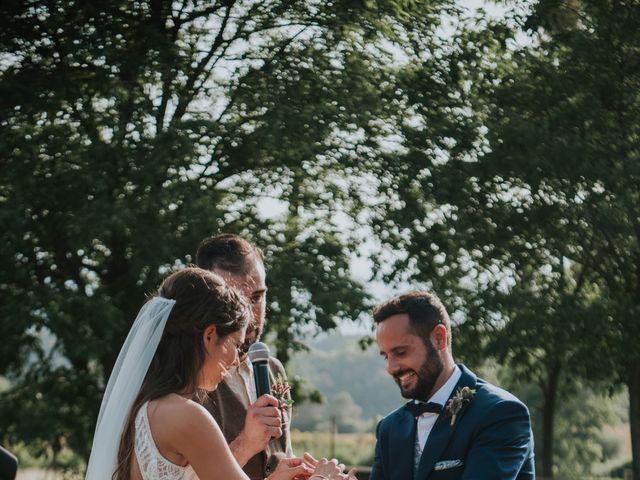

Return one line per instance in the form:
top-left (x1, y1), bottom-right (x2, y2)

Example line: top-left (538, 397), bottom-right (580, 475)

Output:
top-left (370, 291), bottom-right (535, 480)
top-left (196, 234), bottom-right (292, 480)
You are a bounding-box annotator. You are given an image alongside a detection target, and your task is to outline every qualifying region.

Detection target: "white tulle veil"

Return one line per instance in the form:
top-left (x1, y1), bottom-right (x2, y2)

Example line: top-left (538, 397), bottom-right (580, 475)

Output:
top-left (85, 296), bottom-right (176, 480)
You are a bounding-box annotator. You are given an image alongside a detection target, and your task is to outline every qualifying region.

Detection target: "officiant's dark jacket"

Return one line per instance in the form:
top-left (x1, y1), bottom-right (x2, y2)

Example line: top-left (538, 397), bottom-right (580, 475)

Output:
top-left (206, 356), bottom-right (291, 480)
top-left (370, 364), bottom-right (535, 480)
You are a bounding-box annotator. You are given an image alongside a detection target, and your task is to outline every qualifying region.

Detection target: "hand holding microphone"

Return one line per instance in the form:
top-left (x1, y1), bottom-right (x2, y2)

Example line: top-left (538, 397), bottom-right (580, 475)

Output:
top-left (232, 342), bottom-right (283, 462)
top-left (247, 342), bottom-right (282, 442)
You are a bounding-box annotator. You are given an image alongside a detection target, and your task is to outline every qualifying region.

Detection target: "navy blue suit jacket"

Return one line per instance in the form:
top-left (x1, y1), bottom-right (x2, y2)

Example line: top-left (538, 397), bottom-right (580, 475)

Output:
top-left (370, 365), bottom-right (535, 480)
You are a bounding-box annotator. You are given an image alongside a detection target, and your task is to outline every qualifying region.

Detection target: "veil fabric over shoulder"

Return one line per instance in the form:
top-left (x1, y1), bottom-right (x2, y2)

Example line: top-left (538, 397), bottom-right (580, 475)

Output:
top-left (85, 297), bottom-right (176, 480)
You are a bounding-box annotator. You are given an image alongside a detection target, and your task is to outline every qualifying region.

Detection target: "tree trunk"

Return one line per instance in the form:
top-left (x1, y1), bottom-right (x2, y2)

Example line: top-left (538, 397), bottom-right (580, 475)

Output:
top-left (541, 364), bottom-right (560, 479)
top-left (630, 362), bottom-right (640, 480)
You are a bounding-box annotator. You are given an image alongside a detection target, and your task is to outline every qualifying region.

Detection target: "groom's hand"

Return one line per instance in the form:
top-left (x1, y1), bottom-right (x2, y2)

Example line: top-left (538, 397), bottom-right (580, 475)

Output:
top-left (230, 394), bottom-right (282, 466)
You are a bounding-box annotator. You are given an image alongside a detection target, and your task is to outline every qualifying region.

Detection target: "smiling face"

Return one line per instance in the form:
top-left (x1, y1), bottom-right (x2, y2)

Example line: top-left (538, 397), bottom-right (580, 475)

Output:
top-left (200, 326), bottom-right (246, 391)
top-left (376, 313), bottom-right (445, 401)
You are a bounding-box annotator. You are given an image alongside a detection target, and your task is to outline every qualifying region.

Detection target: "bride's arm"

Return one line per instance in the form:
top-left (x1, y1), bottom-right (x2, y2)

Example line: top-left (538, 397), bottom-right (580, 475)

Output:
top-left (159, 399), bottom-right (316, 480)
top-left (170, 401), bottom-right (250, 480)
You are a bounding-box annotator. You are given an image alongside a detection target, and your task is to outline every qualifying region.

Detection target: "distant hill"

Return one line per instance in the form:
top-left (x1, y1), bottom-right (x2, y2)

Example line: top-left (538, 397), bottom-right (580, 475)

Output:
top-left (287, 334), bottom-right (404, 431)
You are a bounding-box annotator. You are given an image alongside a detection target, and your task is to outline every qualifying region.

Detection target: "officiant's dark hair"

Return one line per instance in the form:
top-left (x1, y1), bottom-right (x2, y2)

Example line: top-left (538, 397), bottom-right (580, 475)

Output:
top-left (196, 233), bottom-right (264, 274)
top-left (114, 267), bottom-right (252, 480)
top-left (373, 291), bottom-right (452, 349)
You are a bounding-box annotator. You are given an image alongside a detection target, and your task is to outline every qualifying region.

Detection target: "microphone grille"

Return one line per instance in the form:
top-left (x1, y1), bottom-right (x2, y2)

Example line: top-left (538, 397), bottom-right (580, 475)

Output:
top-left (248, 342), bottom-right (270, 363)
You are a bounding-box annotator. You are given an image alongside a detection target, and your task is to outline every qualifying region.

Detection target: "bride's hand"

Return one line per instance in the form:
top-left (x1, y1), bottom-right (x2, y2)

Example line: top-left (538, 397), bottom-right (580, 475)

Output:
top-left (268, 457), bottom-right (314, 480)
top-left (292, 452), bottom-right (319, 480)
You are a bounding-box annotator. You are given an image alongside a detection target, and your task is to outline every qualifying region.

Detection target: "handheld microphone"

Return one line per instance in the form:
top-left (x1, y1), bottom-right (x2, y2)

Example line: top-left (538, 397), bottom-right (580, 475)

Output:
top-left (248, 342), bottom-right (271, 397)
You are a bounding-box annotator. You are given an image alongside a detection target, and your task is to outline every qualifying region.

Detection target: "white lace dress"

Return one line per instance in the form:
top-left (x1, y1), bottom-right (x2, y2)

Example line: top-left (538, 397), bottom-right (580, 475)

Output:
top-left (135, 402), bottom-right (199, 480)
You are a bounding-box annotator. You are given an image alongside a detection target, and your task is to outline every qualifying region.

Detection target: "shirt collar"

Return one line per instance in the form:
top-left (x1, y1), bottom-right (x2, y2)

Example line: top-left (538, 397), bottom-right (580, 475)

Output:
top-left (427, 364), bottom-right (461, 406)
top-left (231, 355), bottom-right (252, 374)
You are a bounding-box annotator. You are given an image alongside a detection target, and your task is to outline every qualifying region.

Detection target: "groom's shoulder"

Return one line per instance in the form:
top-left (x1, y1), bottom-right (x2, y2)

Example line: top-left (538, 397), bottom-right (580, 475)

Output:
top-left (468, 376), bottom-right (533, 447)
top-left (476, 376), bottom-right (525, 403)
top-left (473, 375), bottom-right (530, 418)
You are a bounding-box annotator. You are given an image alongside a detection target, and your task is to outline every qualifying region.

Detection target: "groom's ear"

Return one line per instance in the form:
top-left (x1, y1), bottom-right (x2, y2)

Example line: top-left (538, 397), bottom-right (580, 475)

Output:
top-left (430, 324), bottom-right (448, 351)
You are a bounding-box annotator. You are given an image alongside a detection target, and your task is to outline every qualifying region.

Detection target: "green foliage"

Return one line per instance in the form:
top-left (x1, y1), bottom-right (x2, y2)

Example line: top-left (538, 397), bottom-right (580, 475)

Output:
top-left (0, 0), bottom-right (456, 464)
top-left (364, 0), bottom-right (640, 476)
top-left (514, 378), bottom-right (626, 479)
top-left (3, 0), bottom-right (637, 476)
top-left (484, 1), bottom-right (640, 475)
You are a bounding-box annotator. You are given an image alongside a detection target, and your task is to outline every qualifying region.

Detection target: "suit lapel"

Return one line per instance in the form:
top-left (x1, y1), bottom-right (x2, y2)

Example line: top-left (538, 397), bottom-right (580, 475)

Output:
top-left (415, 365), bottom-right (478, 480)
top-left (389, 408), bottom-right (418, 480)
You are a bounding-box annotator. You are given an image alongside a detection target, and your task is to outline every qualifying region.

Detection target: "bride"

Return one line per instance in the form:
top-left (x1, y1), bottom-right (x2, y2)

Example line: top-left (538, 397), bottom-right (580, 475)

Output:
top-left (86, 267), bottom-right (354, 480)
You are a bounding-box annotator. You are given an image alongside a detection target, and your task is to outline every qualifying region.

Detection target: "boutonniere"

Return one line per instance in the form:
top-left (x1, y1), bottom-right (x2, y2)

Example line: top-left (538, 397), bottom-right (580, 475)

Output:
top-left (445, 386), bottom-right (476, 426)
top-left (271, 373), bottom-right (294, 410)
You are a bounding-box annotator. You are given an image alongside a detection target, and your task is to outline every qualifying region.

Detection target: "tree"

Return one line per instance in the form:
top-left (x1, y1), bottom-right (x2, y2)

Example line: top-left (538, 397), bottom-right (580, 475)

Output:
top-left (479, 1), bottom-right (640, 477)
top-left (0, 0), bottom-right (451, 465)
top-left (470, 260), bottom-right (611, 477)
top-left (365, 0), bottom-right (640, 477)
top-left (504, 373), bottom-right (624, 479)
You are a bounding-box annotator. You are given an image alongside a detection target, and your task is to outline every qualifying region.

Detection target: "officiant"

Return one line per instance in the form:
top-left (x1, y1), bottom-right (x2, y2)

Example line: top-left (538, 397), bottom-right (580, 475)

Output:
top-left (196, 234), bottom-right (293, 480)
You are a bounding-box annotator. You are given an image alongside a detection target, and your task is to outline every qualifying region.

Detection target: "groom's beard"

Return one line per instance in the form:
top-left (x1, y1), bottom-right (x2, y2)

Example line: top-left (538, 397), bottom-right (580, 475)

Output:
top-left (394, 341), bottom-right (443, 401)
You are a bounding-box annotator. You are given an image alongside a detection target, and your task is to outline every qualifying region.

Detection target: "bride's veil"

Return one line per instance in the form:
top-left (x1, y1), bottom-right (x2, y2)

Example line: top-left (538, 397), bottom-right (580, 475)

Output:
top-left (85, 296), bottom-right (176, 480)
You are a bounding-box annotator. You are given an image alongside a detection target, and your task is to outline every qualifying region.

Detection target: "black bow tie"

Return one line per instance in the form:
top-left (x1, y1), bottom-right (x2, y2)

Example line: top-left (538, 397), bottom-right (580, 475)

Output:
top-left (405, 401), bottom-right (443, 417)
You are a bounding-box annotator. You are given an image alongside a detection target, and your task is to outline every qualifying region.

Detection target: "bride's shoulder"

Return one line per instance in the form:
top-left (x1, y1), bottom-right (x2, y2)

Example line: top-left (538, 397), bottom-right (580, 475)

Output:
top-left (148, 394), bottom-right (216, 431)
top-left (147, 394), bottom-right (225, 453)
top-left (144, 394), bottom-right (226, 466)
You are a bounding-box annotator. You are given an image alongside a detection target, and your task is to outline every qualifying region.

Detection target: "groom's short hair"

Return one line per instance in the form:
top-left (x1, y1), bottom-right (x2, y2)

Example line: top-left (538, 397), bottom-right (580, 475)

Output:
top-left (373, 291), bottom-right (452, 348)
top-left (196, 233), bottom-right (264, 274)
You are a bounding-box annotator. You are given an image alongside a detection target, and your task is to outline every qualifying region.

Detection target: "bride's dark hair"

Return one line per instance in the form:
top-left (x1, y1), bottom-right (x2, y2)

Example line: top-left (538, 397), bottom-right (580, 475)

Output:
top-left (113, 267), bottom-right (251, 480)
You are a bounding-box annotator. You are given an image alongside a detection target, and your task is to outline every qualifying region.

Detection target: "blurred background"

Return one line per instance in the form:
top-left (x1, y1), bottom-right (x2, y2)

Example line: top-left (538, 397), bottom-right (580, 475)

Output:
top-left (1, 0), bottom-right (639, 478)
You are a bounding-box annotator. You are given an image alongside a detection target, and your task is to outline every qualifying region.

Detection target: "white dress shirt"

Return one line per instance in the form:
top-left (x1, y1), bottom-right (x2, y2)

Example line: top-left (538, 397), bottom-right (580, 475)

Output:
top-left (414, 365), bottom-right (462, 470)
top-left (227, 357), bottom-right (257, 403)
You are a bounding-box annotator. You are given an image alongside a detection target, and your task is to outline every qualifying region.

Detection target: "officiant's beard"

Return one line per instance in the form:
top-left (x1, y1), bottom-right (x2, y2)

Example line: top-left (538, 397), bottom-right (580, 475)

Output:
top-left (395, 341), bottom-right (443, 401)
top-left (240, 322), bottom-right (264, 353)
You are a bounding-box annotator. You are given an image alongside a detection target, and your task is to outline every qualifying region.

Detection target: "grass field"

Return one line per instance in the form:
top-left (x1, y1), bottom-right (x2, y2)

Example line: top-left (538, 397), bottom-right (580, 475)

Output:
top-left (13, 429), bottom-right (632, 479)
top-left (291, 430), bottom-right (376, 467)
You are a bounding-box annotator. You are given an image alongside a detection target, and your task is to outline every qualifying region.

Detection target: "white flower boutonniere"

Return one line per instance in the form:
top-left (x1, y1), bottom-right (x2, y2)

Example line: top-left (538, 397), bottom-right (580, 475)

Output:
top-left (445, 386), bottom-right (476, 426)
